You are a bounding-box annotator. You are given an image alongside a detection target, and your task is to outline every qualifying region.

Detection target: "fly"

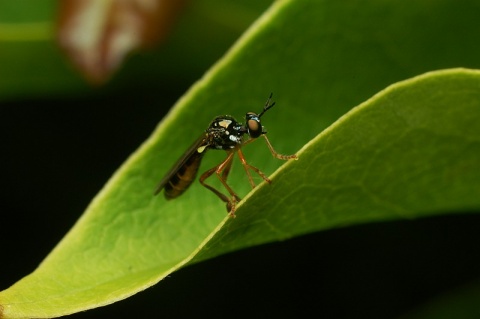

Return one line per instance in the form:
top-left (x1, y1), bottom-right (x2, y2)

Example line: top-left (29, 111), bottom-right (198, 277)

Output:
top-left (154, 93), bottom-right (297, 216)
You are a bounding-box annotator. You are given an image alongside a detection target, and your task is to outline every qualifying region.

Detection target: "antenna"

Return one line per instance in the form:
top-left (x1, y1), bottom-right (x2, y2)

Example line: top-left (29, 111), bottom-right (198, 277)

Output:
top-left (258, 93), bottom-right (275, 118)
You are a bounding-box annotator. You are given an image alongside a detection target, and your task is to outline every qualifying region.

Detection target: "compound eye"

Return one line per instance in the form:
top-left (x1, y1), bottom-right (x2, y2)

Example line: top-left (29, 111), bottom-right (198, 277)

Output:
top-left (246, 112), bottom-right (262, 138)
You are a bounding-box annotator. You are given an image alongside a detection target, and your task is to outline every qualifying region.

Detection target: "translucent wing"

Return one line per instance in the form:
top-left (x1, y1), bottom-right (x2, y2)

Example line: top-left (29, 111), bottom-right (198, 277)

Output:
top-left (154, 134), bottom-right (208, 196)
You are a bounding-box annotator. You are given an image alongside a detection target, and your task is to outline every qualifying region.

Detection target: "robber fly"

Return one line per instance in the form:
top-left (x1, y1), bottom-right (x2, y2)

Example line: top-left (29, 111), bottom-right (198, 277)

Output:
top-left (154, 93), bottom-right (297, 216)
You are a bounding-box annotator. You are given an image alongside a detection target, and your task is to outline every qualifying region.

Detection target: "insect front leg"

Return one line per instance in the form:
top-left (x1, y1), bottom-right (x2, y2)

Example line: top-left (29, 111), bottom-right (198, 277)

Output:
top-left (262, 135), bottom-right (298, 160)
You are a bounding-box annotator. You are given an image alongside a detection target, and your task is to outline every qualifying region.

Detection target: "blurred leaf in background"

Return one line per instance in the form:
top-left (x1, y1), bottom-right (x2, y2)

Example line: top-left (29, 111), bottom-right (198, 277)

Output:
top-left (0, 0), bottom-right (269, 98)
top-left (57, 0), bottom-right (188, 84)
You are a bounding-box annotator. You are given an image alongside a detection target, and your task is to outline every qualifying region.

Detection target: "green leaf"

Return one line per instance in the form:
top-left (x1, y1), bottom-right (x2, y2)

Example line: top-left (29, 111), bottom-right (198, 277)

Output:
top-left (194, 68), bottom-right (480, 262)
top-left (2, 0), bottom-right (480, 318)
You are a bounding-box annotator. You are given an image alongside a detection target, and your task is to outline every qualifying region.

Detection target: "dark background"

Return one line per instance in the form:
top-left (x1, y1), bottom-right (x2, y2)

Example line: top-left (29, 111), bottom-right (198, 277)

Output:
top-left (1, 91), bottom-right (480, 319)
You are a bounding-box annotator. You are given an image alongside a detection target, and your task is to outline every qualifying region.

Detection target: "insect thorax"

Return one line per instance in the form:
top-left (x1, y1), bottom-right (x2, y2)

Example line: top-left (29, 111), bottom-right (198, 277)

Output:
top-left (206, 115), bottom-right (244, 150)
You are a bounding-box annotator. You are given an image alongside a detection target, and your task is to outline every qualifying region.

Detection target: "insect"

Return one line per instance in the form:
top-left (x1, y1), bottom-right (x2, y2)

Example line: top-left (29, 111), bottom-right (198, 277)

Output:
top-left (154, 93), bottom-right (297, 216)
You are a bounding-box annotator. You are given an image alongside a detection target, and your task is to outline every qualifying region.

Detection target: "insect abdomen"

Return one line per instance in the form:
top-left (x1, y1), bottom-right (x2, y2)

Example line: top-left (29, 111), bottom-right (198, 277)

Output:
top-left (164, 151), bottom-right (205, 199)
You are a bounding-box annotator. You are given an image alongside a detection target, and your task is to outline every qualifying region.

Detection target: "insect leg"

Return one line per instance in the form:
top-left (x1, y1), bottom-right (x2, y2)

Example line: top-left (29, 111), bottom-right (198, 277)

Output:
top-left (237, 147), bottom-right (272, 187)
top-left (262, 135), bottom-right (298, 160)
top-left (221, 151), bottom-right (234, 181)
top-left (199, 165), bottom-right (231, 205)
top-left (199, 151), bottom-right (241, 215)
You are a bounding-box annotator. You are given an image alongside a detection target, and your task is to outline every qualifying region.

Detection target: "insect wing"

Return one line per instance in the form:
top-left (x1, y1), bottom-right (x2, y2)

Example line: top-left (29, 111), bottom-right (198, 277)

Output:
top-left (154, 134), bottom-right (208, 195)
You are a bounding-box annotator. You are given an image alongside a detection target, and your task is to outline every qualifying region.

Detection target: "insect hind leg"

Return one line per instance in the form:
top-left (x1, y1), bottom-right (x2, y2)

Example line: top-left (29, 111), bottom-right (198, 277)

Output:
top-left (199, 151), bottom-right (241, 216)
